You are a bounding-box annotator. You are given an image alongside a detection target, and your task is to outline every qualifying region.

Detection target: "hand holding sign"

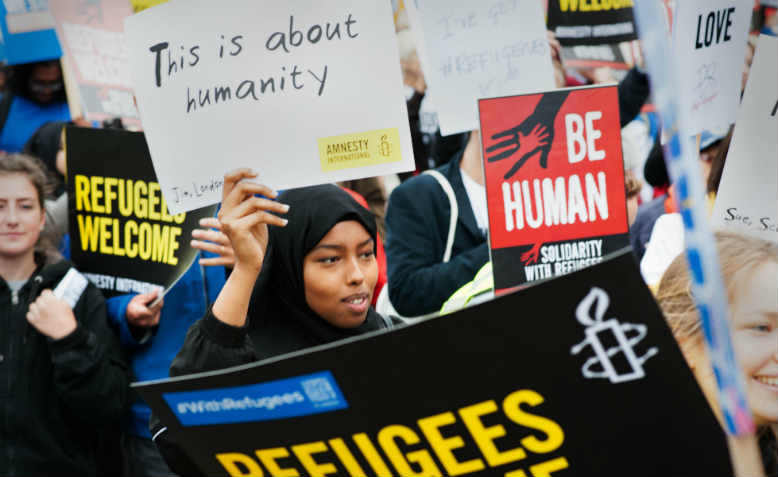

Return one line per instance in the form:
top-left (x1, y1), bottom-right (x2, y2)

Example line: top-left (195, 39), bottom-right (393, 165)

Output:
top-left (26, 290), bottom-right (78, 341)
top-left (126, 290), bottom-right (163, 328)
top-left (217, 170), bottom-right (288, 274)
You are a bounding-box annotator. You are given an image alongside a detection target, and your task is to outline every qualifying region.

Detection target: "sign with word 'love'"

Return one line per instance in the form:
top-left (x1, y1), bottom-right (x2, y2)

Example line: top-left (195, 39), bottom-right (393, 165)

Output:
top-left (672, 0), bottom-right (752, 135)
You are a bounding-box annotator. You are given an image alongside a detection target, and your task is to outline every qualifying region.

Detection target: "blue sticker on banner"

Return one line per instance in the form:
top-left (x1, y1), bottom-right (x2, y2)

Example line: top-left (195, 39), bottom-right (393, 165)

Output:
top-left (163, 371), bottom-right (348, 426)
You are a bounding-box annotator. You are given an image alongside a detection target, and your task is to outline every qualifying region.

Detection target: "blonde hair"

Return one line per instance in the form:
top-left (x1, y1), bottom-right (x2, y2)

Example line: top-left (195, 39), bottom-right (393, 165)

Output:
top-left (656, 231), bottom-right (778, 342)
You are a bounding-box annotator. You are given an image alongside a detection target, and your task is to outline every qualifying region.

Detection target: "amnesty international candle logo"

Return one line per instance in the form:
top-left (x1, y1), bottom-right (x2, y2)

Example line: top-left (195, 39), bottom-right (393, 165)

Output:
top-left (67, 127), bottom-right (217, 297)
top-left (571, 287), bottom-right (658, 383)
top-left (318, 128), bottom-right (402, 171)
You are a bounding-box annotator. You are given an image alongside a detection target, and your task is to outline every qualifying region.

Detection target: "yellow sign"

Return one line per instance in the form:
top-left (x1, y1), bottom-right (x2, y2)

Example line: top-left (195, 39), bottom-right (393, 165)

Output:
top-left (130, 0), bottom-right (168, 13)
top-left (318, 128), bottom-right (402, 172)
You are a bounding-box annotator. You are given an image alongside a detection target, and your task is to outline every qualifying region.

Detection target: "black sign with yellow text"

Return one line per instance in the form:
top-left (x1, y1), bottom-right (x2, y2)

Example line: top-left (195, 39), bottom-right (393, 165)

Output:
top-left (66, 127), bottom-right (218, 297)
top-left (547, 0), bottom-right (638, 46)
top-left (135, 251), bottom-right (731, 476)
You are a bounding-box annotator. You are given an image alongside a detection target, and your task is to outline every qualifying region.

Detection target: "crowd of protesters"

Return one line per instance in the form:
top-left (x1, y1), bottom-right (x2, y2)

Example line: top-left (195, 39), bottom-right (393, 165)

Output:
top-left (0, 4), bottom-right (776, 477)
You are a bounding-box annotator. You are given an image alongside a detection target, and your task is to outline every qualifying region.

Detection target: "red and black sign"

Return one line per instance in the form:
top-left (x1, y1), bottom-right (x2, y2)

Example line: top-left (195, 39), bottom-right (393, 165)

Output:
top-left (547, 0), bottom-right (638, 46)
top-left (479, 85), bottom-right (629, 291)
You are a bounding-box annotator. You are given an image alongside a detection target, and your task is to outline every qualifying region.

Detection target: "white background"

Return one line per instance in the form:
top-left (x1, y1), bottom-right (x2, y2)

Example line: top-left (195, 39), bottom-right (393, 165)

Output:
top-left (712, 35), bottom-right (777, 243)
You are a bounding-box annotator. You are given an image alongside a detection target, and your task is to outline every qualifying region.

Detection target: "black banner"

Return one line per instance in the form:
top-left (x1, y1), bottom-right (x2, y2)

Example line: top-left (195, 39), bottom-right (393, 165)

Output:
top-left (66, 127), bottom-right (218, 297)
top-left (547, 0), bottom-right (638, 46)
top-left (135, 251), bottom-right (731, 476)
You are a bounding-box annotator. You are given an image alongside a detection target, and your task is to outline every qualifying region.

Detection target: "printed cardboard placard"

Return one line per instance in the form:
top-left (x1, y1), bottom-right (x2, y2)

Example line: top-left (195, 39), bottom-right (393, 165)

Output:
top-left (135, 251), bottom-right (731, 476)
top-left (413, 0), bottom-right (555, 136)
top-left (559, 42), bottom-right (634, 72)
top-left (49, 0), bottom-right (139, 127)
top-left (672, 0), bottom-right (752, 135)
top-left (712, 35), bottom-right (777, 243)
top-left (129, 0), bottom-right (168, 13)
top-left (66, 127), bottom-right (217, 298)
top-left (546, 0), bottom-right (638, 46)
top-left (124, 0), bottom-right (414, 214)
top-left (479, 85), bottom-right (629, 291)
top-left (0, 0), bottom-right (61, 65)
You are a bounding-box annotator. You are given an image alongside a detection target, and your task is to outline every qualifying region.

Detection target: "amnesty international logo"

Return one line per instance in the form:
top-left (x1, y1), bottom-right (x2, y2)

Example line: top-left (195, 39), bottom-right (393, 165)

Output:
top-left (570, 287), bottom-right (658, 383)
top-left (379, 134), bottom-right (392, 157)
top-left (318, 128), bottom-right (402, 172)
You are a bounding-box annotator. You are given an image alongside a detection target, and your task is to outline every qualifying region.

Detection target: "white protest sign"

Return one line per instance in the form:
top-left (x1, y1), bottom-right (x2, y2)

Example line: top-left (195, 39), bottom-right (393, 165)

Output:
top-left (125, 0), bottom-right (414, 214)
top-left (672, 0), bottom-right (751, 135)
top-left (712, 35), bottom-right (777, 243)
top-left (49, 0), bottom-right (139, 126)
top-left (414, 0), bottom-right (555, 136)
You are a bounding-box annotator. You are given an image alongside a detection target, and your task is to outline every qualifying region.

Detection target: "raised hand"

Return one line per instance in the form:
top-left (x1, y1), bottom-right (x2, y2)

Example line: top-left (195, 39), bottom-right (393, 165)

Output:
top-left (191, 217), bottom-right (235, 268)
top-left (217, 169), bottom-right (289, 275)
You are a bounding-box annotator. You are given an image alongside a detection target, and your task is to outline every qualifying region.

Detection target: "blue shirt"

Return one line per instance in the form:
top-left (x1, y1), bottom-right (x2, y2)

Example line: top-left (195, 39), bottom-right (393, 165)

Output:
top-left (0, 94), bottom-right (70, 153)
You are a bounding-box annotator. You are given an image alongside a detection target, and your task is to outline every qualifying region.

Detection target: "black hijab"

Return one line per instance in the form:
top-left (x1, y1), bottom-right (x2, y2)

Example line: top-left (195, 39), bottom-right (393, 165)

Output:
top-left (246, 184), bottom-right (390, 360)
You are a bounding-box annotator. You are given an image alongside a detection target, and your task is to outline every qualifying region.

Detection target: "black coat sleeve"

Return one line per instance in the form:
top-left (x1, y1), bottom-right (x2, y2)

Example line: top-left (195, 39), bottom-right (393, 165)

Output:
top-left (152, 309), bottom-right (258, 476)
top-left (385, 178), bottom-right (489, 317)
top-left (48, 282), bottom-right (130, 424)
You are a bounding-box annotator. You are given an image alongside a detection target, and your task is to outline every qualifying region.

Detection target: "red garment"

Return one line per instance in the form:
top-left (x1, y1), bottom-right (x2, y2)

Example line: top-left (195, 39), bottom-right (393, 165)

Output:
top-left (339, 187), bottom-right (387, 307)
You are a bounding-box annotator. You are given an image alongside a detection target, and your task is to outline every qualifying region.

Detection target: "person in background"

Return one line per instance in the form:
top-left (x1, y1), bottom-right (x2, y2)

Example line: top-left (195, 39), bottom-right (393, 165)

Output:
top-left (384, 129), bottom-right (489, 317)
top-left (640, 127), bottom-right (732, 287)
top-left (656, 232), bottom-right (777, 475)
top-left (23, 121), bottom-right (68, 195)
top-left (625, 170), bottom-right (643, 228)
top-left (105, 216), bottom-right (228, 477)
top-left (0, 154), bottom-right (130, 475)
top-left (337, 177), bottom-right (388, 238)
top-left (0, 61), bottom-right (70, 154)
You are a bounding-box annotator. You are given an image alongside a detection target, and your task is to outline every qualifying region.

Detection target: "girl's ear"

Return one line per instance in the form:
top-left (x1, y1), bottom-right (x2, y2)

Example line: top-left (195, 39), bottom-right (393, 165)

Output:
top-left (39, 206), bottom-right (47, 231)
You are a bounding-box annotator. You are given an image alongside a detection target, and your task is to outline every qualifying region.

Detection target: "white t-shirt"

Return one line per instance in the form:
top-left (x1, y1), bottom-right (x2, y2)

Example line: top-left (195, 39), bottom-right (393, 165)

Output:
top-left (460, 168), bottom-right (489, 236)
top-left (641, 212), bottom-right (684, 287)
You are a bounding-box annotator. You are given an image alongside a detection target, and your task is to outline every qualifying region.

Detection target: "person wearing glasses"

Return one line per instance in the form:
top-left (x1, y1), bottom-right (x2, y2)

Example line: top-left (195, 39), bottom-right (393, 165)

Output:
top-left (0, 60), bottom-right (70, 154)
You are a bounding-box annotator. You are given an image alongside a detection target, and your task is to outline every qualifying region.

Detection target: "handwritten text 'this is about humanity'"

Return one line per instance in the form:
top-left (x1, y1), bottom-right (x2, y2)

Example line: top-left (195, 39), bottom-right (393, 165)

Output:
top-left (147, 14), bottom-right (361, 114)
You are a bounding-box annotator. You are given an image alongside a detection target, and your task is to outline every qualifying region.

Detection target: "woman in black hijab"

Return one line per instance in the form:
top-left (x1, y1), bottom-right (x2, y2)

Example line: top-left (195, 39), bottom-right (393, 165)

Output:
top-left (153, 169), bottom-right (398, 475)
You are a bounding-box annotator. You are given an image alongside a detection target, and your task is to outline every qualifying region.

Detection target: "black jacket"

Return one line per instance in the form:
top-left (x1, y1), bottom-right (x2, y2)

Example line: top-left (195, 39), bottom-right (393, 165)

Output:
top-left (0, 256), bottom-right (130, 476)
top-left (385, 151), bottom-right (489, 316)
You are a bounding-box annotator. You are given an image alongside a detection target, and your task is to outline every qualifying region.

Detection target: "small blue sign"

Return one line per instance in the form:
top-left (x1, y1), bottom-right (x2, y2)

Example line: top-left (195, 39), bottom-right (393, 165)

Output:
top-left (163, 371), bottom-right (348, 427)
top-left (0, 1), bottom-right (61, 65)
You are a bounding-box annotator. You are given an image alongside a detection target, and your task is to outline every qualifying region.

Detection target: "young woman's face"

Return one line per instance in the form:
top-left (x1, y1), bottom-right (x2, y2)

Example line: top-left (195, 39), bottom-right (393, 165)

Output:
top-left (303, 220), bottom-right (378, 328)
top-left (0, 174), bottom-right (44, 259)
top-left (730, 263), bottom-right (778, 426)
top-left (684, 262), bottom-right (778, 427)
